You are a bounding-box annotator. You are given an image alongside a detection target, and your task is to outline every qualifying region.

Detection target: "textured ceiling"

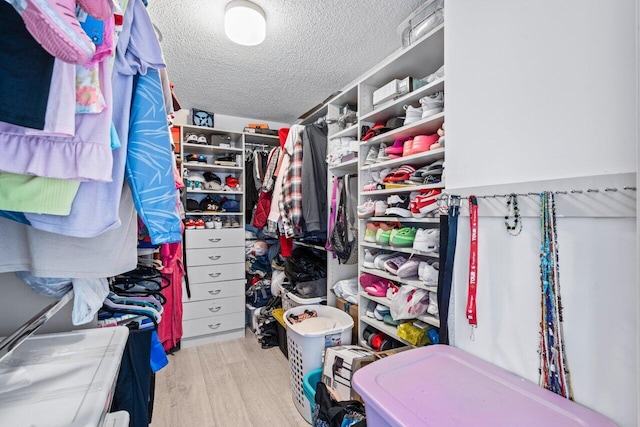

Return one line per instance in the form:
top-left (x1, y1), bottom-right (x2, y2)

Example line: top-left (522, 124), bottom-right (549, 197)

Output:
top-left (147, 0), bottom-right (425, 124)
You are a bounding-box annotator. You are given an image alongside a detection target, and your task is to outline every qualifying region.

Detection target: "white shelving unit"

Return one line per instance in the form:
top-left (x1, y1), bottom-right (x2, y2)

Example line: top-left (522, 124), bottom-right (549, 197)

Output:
top-left (354, 23), bottom-right (445, 348)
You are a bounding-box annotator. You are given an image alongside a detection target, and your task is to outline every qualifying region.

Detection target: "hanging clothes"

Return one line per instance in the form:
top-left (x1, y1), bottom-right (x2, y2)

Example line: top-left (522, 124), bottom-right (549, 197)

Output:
top-left (280, 126), bottom-right (304, 237)
top-left (301, 122), bottom-right (328, 234)
top-left (245, 152), bottom-right (259, 220)
top-left (158, 241), bottom-right (184, 352)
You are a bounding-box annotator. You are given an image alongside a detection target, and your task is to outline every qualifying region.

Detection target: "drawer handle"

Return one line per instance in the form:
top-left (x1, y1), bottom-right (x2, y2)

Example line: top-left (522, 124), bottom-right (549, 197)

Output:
top-left (208, 238), bottom-right (222, 243)
top-left (208, 272), bottom-right (221, 278)
top-left (208, 289), bottom-right (221, 295)
top-left (208, 323), bottom-right (221, 330)
top-left (209, 306), bottom-right (221, 313)
top-left (208, 255), bottom-right (221, 260)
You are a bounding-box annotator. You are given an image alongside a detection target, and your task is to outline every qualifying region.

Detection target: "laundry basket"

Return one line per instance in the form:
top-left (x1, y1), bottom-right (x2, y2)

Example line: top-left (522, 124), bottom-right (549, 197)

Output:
top-left (284, 305), bottom-right (354, 424)
top-left (282, 291), bottom-right (327, 312)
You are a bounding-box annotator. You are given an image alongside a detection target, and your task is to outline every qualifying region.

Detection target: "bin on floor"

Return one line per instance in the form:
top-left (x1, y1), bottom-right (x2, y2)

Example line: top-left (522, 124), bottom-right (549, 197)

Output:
top-left (352, 345), bottom-right (616, 427)
top-left (302, 368), bottom-right (323, 421)
top-left (284, 305), bottom-right (354, 424)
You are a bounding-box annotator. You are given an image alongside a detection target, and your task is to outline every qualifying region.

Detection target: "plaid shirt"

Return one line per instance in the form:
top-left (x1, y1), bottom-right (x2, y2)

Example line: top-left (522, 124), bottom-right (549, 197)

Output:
top-left (280, 135), bottom-right (304, 237)
top-left (261, 146), bottom-right (281, 192)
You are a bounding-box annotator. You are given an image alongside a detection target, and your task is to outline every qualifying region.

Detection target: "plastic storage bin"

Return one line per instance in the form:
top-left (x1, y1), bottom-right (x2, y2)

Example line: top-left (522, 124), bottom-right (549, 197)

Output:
top-left (352, 345), bottom-right (616, 427)
top-left (272, 308), bottom-right (288, 359)
top-left (284, 305), bottom-right (354, 424)
top-left (302, 368), bottom-right (323, 408)
top-left (282, 290), bottom-right (327, 312)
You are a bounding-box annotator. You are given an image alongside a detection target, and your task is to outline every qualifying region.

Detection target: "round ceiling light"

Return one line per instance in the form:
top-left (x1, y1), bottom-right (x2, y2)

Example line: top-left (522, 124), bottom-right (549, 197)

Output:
top-left (224, 0), bottom-right (266, 46)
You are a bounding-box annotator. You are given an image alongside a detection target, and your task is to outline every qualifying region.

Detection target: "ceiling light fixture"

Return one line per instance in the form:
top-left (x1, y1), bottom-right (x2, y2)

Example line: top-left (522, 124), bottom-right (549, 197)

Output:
top-left (224, 0), bottom-right (266, 46)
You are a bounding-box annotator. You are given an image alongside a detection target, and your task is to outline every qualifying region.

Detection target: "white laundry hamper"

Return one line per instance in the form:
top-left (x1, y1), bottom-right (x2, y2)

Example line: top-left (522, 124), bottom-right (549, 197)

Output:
top-left (284, 304), bottom-right (354, 424)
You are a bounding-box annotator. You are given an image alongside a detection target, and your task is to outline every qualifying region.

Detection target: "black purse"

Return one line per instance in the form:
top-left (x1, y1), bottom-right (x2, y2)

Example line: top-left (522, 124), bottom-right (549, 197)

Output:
top-left (314, 381), bottom-right (366, 427)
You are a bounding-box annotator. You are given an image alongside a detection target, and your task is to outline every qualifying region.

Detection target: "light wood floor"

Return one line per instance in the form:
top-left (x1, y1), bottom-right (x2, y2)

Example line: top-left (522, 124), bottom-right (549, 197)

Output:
top-left (151, 329), bottom-right (309, 427)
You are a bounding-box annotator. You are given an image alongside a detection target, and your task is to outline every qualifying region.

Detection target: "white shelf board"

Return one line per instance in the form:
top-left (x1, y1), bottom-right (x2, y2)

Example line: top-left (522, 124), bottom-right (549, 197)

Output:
top-left (329, 124), bottom-right (358, 140)
top-left (294, 240), bottom-right (327, 251)
top-left (360, 241), bottom-right (440, 258)
top-left (359, 316), bottom-right (412, 347)
top-left (417, 313), bottom-right (440, 328)
top-left (186, 189), bottom-right (243, 195)
top-left (329, 158), bottom-right (359, 176)
top-left (299, 104), bottom-right (328, 125)
top-left (361, 113), bottom-right (445, 147)
top-left (182, 142), bottom-right (243, 154)
top-left (367, 217), bottom-right (440, 223)
top-left (327, 83), bottom-right (359, 106)
top-left (360, 267), bottom-right (437, 292)
top-left (360, 24), bottom-right (444, 87)
top-left (244, 133), bottom-right (280, 145)
top-left (183, 163), bottom-right (242, 173)
top-left (361, 148), bottom-right (445, 171)
top-left (360, 79), bottom-right (445, 124)
top-left (361, 182), bottom-right (445, 196)
top-left (185, 211), bottom-right (242, 216)
top-left (180, 124), bottom-right (243, 138)
top-left (359, 290), bottom-right (392, 307)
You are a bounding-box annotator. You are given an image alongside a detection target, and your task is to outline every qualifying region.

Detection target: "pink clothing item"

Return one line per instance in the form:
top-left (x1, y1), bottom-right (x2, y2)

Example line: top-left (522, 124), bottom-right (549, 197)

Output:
top-left (0, 58), bottom-right (113, 182)
top-left (76, 15), bottom-right (115, 114)
top-left (159, 241), bottom-right (184, 352)
top-left (25, 59), bottom-right (75, 137)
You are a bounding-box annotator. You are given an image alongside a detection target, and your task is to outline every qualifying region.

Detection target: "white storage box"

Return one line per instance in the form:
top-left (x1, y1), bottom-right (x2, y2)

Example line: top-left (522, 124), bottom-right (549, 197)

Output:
top-left (373, 77), bottom-right (412, 107)
top-left (322, 345), bottom-right (374, 401)
top-left (284, 305), bottom-right (354, 423)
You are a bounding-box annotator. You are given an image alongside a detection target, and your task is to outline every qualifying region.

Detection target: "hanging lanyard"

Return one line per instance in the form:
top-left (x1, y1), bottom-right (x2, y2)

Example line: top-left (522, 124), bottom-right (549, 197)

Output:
top-left (466, 196), bottom-right (478, 326)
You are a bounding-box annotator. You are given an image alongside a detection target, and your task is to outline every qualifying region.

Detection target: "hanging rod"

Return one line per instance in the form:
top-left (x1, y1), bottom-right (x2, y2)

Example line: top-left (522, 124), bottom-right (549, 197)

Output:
top-left (437, 186), bottom-right (636, 201)
top-left (0, 290), bottom-right (74, 363)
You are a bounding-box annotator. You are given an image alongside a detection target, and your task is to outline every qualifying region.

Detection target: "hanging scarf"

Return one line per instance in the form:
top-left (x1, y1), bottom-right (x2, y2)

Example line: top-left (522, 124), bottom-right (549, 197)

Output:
top-left (538, 192), bottom-right (573, 399)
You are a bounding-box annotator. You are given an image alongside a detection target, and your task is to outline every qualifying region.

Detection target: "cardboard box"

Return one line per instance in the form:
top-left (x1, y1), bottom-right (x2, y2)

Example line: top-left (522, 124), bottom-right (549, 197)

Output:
top-left (322, 346), bottom-right (375, 401)
top-left (335, 297), bottom-right (358, 344)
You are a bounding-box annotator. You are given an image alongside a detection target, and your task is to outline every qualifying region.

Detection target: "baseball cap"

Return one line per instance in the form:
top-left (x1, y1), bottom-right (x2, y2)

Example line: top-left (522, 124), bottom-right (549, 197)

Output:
top-left (362, 122), bottom-right (391, 142)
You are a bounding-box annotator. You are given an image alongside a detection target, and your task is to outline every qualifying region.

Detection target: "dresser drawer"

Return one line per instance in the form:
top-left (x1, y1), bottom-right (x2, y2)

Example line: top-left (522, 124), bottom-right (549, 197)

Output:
top-left (187, 263), bottom-right (244, 284)
top-left (183, 280), bottom-right (245, 303)
top-left (183, 295), bottom-right (245, 321)
top-left (186, 247), bottom-right (245, 267)
top-left (185, 229), bottom-right (245, 249)
top-left (182, 312), bottom-right (245, 338)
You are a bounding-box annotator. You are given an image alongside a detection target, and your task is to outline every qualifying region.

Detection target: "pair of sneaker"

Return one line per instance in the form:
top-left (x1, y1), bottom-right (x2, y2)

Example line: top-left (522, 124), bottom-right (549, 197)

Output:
top-left (11, 0), bottom-right (113, 65)
top-left (413, 228), bottom-right (440, 253)
top-left (363, 142), bottom-right (392, 165)
top-left (357, 199), bottom-right (388, 219)
top-left (409, 189), bottom-right (442, 218)
top-left (383, 254), bottom-right (420, 278)
top-left (418, 261), bottom-right (438, 285)
top-left (185, 217), bottom-right (208, 230)
top-left (403, 91), bottom-right (445, 125)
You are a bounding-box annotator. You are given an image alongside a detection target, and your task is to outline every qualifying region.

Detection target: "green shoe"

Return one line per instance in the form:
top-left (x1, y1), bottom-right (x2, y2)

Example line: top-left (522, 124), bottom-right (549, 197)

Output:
top-left (390, 227), bottom-right (417, 247)
top-left (376, 228), bottom-right (392, 245)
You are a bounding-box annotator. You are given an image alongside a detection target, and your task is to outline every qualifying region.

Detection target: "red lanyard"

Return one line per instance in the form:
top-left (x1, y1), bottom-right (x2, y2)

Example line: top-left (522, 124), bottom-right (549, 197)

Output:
top-left (466, 196), bottom-right (478, 326)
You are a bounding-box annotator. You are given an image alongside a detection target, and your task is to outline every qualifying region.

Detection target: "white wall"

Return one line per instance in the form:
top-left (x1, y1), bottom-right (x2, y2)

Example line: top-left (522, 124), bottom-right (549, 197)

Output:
top-left (446, 1), bottom-right (638, 426)
top-left (173, 109), bottom-right (289, 133)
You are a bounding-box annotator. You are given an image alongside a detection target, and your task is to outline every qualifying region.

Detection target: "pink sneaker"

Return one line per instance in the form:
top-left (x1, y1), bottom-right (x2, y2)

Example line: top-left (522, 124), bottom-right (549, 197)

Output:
top-left (22, 0), bottom-right (95, 64)
top-left (77, 0), bottom-right (112, 20)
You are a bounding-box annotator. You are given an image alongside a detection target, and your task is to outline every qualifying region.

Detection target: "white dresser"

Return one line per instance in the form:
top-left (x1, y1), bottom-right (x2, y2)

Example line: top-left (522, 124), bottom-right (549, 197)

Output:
top-left (182, 228), bottom-right (246, 348)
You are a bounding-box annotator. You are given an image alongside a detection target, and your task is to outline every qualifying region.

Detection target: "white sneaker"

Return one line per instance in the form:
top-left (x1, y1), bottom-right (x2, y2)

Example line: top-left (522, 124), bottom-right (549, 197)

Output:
top-left (373, 252), bottom-right (400, 270)
top-left (418, 261), bottom-right (438, 285)
top-left (357, 199), bottom-right (376, 218)
top-left (420, 92), bottom-right (444, 119)
top-left (364, 146), bottom-right (379, 166)
top-left (413, 228), bottom-right (440, 253)
top-left (374, 200), bottom-right (388, 217)
top-left (427, 291), bottom-right (439, 315)
top-left (375, 143), bottom-right (390, 163)
top-left (404, 104), bottom-right (423, 125)
top-left (425, 65), bottom-right (445, 83)
top-left (213, 217), bottom-right (223, 229)
top-left (363, 249), bottom-right (378, 269)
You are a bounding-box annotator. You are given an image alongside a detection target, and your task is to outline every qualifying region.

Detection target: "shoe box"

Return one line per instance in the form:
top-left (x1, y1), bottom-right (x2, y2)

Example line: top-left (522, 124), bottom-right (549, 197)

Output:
top-left (322, 345), bottom-right (375, 402)
top-left (335, 297), bottom-right (359, 344)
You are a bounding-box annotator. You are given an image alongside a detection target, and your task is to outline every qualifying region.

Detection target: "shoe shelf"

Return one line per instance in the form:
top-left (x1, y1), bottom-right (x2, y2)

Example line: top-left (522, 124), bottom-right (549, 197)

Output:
top-left (360, 241), bottom-right (440, 258)
top-left (417, 313), bottom-right (440, 328)
top-left (183, 163), bottom-right (243, 173)
top-left (359, 24), bottom-right (444, 88)
top-left (360, 291), bottom-right (440, 330)
top-left (361, 182), bottom-right (445, 196)
top-left (367, 217), bottom-right (440, 224)
top-left (186, 189), bottom-right (243, 195)
top-left (360, 79), bottom-right (445, 125)
top-left (360, 113), bottom-right (445, 148)
top-left (361, 148), bottom-right (445, 172)
top-left (182, 142), bottom-right (243, 154)
top-left (329, 158), bottom-right (359, 176)
top-left (359, 316), bottom-right (413, 347)
top-left (329, 124), bottom-right (358, 140)
top-left (360, 267), bottom-right (438, 292)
